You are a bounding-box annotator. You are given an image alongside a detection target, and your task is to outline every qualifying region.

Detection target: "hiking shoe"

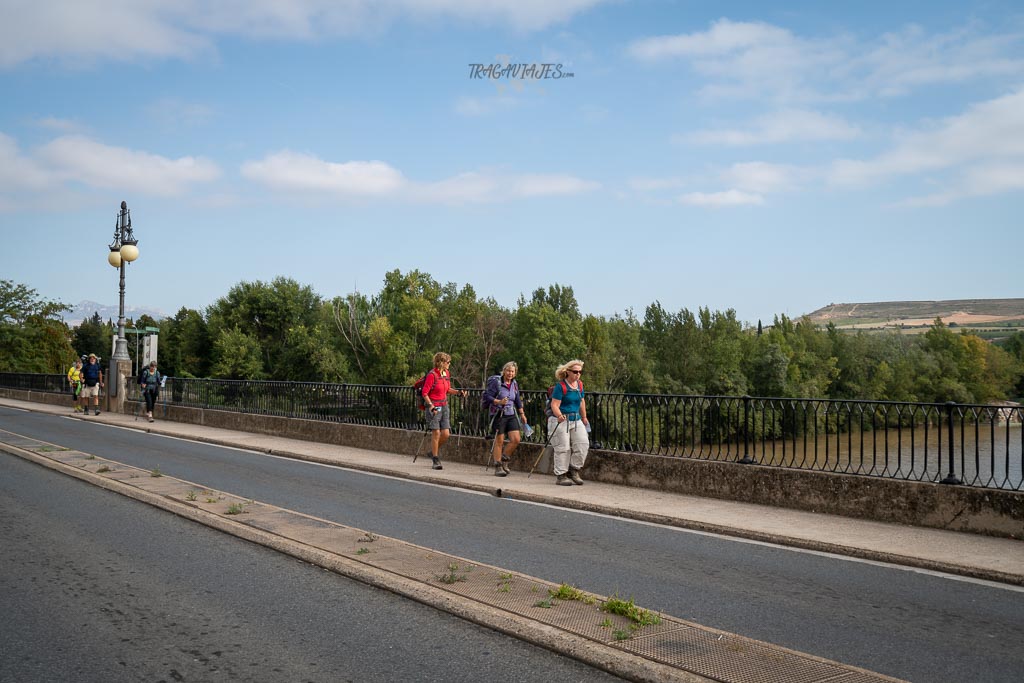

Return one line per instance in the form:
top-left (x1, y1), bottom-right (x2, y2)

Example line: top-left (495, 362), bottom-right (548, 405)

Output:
top-left (148, 417), bottom-right (155, 423)
top-left (494, 467), bottom-right (508, 477)
top-left (568, 468), bottom-right (584, 485)
top-left (94, 410), bottom-right (100, 415)
top-left (555, 474), bottom-right (573, 486)
top-left (431, 457), bottom-right (443, 470)
top-left (499, 456), bottom-right (511, 475)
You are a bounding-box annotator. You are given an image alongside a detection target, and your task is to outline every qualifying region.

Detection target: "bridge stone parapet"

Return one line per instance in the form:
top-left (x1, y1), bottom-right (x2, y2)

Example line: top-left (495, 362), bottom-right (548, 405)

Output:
top-left (2, 387), bottom-right (1021, 539)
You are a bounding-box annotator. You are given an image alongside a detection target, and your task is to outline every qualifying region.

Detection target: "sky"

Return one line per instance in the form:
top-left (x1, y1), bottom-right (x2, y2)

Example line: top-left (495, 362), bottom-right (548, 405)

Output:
top-left (1, 0), bottom-right (1022, 326)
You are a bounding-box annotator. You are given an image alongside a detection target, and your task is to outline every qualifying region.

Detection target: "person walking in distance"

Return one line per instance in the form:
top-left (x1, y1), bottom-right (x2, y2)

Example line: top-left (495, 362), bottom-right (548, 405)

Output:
top-left (548, 359), bottom-right (590, 485)
top-left (67, 358), bottom-right (84, 412)
top-left (421, 352), bottom-right (467, 470)
top-left (483, 361), bottom-right (527, 477)
top-left (139, 360), bottom-right (162, 423)
top-left (80, 353), bottom-right (104, 415)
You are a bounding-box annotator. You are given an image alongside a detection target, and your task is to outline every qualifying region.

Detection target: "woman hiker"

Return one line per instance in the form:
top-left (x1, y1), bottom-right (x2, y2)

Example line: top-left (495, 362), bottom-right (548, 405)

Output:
top-left (547, 359), bottom-right (590, 485)
top-left (420, 352), bottom-right (467, 470)
top-left (483, 361), bottom-right (527, 477)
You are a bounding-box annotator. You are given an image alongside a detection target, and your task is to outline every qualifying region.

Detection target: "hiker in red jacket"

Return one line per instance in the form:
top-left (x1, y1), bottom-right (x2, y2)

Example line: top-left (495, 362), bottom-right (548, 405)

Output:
top-left (421, 352), bottom-right (467, 470)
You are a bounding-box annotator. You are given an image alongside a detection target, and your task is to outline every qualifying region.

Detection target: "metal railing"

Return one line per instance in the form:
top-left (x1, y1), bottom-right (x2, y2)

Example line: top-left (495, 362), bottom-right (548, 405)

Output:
top-left (2, 373), bottom-right (1020, 490)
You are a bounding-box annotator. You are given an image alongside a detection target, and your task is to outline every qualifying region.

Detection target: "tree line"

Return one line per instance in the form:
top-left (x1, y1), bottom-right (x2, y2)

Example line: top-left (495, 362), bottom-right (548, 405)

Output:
top-left (3, 274), bottom-right (1023, 404)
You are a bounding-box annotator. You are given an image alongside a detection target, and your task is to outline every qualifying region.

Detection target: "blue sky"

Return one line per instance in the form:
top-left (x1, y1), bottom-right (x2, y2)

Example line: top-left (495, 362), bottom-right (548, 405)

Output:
top-left (1, 0), bottom-right (1021, 325)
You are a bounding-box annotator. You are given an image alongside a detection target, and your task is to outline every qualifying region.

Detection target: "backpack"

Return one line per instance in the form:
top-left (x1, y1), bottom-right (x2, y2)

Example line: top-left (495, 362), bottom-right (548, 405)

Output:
top-left (413, 371), bottom-right (430, 410)
top-left (481, 374), bottom-right (502, 411)
top-left (545, 379), bottom-right (583, 418)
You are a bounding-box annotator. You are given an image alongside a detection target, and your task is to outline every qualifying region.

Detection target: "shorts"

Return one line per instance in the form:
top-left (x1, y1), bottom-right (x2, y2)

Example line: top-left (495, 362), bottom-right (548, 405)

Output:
top-left (427, 404), bottom-right (450, 431)
top-left (493, 413), bottom-right (521, 436)
top-left (81, 384), bottom-right (100, 398)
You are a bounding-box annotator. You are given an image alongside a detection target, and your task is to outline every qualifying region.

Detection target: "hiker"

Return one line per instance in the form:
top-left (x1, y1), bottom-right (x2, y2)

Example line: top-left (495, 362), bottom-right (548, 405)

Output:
top-left (67, 358), bottom-right (84, 412)
top-left (420, 352), bottom-right (467, 470)
top-left (483, 361), bottom-right (527, 477)
top-left (139, 360), bottom-right (162, 423)
top-left (80, 353), bottom-right (104, 415)
top-left (547, 359), bottom-right (590, 486)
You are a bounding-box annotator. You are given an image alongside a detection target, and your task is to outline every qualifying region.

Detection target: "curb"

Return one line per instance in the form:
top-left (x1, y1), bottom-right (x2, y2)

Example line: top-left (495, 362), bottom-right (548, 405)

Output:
top-left (0, 437), bottom-right (709, 683)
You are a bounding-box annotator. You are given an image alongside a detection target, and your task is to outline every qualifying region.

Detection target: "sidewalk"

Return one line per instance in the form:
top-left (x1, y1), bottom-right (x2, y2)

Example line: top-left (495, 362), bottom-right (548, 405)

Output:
top-left (3, 396), bottom-right (1022, 586)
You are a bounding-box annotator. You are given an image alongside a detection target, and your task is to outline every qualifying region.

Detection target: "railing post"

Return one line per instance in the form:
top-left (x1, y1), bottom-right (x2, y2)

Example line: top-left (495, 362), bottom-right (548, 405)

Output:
top-left (738, 395), bottom-right (754, 464)
top-left (940, 401), bottom-right (962, 485)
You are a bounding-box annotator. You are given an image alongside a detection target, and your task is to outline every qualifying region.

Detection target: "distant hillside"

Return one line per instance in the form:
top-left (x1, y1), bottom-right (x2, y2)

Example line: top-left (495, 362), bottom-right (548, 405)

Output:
top-left (63, 300), bottom-right (166, 328)
top-left (805, 299), bottom-right (1024, 330)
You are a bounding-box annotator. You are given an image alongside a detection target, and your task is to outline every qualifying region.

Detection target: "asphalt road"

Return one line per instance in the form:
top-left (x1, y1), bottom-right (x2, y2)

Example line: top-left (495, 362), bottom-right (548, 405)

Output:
top-left (3, 406), bottom-right (1024, 682)
top-left (0, 451), bottom-right (624, 683)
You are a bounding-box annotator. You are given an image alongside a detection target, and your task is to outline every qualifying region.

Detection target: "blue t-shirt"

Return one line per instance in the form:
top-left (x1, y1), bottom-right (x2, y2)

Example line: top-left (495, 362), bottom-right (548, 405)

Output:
top-left (552, 381), bottom-right (584, 418)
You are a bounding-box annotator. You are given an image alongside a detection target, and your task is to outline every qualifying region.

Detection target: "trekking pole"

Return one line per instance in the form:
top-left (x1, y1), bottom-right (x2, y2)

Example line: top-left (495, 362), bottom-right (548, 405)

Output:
top-left (529, 419), bottom-right (567, 478)
top-left (413, 422), bottom-right (428, 463)
top-left (482, 408), bottom-right (500, 471)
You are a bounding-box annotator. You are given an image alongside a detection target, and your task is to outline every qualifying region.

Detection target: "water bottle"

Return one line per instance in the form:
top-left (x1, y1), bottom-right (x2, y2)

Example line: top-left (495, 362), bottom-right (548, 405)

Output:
top-left (522, 422), bottom-right (534, 438)
top-left (584, 421), bottom-right (592, 433)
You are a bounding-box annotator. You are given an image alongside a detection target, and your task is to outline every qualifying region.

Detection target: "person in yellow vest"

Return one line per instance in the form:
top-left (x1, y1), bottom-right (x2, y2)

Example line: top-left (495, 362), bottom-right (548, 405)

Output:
top-left (67, 358), bottom-right (84, 413)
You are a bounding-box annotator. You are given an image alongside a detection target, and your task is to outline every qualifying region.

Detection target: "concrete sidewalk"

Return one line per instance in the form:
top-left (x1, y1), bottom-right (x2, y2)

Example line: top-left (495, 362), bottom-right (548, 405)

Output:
top-left (3, 396), bottom-right (1022, 586)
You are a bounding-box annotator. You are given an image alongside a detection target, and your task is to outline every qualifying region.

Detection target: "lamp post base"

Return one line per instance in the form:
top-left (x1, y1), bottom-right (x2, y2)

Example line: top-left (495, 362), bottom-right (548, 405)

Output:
top-left (107, 357), bottom-right (133, 415)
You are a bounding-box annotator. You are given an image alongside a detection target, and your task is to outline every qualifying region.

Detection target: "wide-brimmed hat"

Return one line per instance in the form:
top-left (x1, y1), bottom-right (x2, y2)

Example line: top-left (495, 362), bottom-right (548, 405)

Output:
top-left (88, 353), bottom-right (97, 359)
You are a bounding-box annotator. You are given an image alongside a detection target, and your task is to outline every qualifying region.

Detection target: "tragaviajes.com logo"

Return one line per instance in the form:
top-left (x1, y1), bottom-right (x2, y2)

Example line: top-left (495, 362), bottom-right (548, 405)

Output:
top-left (468, 62), bottom-right (574, 80)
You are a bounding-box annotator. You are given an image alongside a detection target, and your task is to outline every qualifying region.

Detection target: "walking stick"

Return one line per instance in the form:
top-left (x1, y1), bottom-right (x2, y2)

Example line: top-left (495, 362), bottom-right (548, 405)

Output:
top-left (413, 420), bottom-right (428, 463)
top-left (482, 408), bottom-right (500, 471)
top-left (528, 419), bottom-right (567, 478)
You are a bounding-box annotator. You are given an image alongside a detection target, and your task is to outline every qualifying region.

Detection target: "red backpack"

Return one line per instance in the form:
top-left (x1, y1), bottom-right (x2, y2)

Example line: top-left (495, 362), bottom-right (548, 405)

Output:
top-left (413, 371), bottom-right (431, 410)
top-left (544, 379), bottom-right (583, 418)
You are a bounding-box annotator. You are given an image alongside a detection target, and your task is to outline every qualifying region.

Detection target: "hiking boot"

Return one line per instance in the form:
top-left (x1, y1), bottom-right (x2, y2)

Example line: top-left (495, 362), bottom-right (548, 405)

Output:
top-left (148, 416), bottom-right (155, 423)
top-left (494, 466), bottom-right (508, 477)
top-left (431, 457), bottom-right (443, 470)
top-left (568, 468), bottom-right (584, 485)
top-left (555, 474), bottom-right (573, 486)
top-left (94, 410), bottom-right (100, 416)
top-left (500, 455), bottom-right (511, 475)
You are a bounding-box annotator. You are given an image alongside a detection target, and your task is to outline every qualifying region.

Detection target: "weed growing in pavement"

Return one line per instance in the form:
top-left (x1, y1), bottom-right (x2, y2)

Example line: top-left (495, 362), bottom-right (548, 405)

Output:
top-left (549, 583), bottom-right (596, 604)
top-left (185, 490), bottom-right (198, 501)
top-left (530, 585), bottom-right (539, 593)
top-left (96, 465), bottom-right (110, 473)
top-left (85, 455), bottom-right (96, 460)
top-left (150, 467), bottom-right (162, 478)
top-left (205, 497), bottom-right (217, 503)
top-left (533, 599), bottom-right (554, 609)
top-left (613, 630), bottom-right (631, 641)
top-left (498, 583), bottom-right (511, 593)
top-left (600, 618), bottom-right (612, 628)
top-left (601, 595), bottom-right (661, 627)
top-left (436, 563), bottom-right (468, 584)
top-left (225, 503), bottom-right (245, 515)
top-left (357, 532), bottom-right (378, 543)
top-left (356, 547), bottom-right (370, 555)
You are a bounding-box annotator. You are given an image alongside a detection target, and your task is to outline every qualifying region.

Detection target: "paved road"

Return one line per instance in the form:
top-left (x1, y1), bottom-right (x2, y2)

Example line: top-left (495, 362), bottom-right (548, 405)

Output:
top-left (0, 452), bottom-right (624, 683)
top-left (4, 407), bottom-right (1024, 682)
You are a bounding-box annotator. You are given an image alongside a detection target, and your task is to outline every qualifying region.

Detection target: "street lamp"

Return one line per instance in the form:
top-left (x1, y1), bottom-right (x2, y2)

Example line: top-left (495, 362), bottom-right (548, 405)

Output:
top-left (108, 200), bottom-right (139, 364)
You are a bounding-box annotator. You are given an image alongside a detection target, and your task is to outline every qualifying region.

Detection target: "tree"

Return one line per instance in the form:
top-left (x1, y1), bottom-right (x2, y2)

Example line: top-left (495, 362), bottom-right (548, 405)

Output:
top-left (0, 279), bottom-right (73, 373)
top-left (207, 277), bottom-right (329, 380)
top-left (159, 307), bottom-right (212, 378)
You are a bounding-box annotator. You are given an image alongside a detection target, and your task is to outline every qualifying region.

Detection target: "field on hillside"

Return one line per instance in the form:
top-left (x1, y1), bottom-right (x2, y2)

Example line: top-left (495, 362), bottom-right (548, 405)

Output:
top-left (805, 299), bottom-right (1024, 332)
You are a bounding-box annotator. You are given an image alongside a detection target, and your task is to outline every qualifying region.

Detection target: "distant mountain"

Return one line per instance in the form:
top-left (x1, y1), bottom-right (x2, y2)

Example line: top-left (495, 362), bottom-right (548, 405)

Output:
top-left (804, 298), bottom-right (1024, 330)
top-left (63, 300), bottom-right (166, 327)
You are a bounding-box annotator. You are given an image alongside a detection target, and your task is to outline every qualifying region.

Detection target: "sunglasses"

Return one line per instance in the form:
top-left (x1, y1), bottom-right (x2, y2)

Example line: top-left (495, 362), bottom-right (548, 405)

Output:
top-left (568, 369), bottom-right (582, 375)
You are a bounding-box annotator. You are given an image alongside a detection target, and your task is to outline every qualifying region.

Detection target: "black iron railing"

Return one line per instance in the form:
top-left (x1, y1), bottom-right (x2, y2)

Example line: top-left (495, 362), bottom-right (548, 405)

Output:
top-left (2, 373), bottom-right (1020, 490)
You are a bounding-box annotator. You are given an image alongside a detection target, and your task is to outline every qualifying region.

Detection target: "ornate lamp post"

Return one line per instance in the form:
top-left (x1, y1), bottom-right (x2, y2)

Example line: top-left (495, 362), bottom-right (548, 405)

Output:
top-left (106, 201), bottom-right (139, 409)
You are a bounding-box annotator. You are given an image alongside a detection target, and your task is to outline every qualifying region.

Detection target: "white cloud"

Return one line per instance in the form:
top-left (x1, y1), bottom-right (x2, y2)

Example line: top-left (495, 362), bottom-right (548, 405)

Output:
top-left (829, 88), bottom-right (1024, 188)
top-left (683, 109), bottom-right (860, 146)
top-left (0, 133), bottom-right (54, 192)
top-left (0, 133), bottom-right (219, 204)
top-left (0, 0), bottom-right (610, 67)
top-left (241, 151), bottom-right (405, 196)
top-left (722, 162), bottom-right (800, 194)
top-left (35, 117), bottom-right (86, 134)
top-left (37, 136), bottom-right (221, 195)
top-left (678, 189), bottom-right (763, 207)
top-left (629, 19), bottom-right (1024, 103)
top-left (241, 151), bottom-right (598, 203)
